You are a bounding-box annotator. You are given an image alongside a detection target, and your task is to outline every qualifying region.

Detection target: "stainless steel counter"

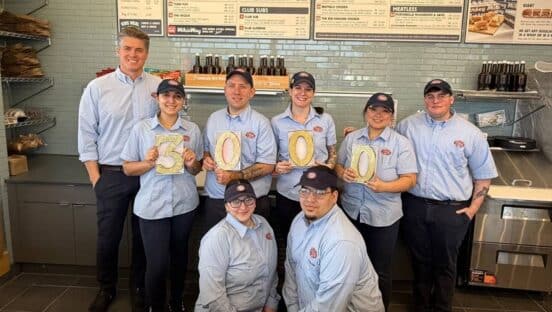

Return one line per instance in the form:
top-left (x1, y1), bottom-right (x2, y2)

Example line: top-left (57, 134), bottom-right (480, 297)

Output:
top-left (491, 150), bottom-right (552, 188)
top-left (7, 154), bottom-right (90, 185)
top-left (6, 154), bottom-right (206, 188)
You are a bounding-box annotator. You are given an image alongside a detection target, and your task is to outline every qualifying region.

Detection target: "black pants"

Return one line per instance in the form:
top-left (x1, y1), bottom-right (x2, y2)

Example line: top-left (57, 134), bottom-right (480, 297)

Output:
top-left (94, 169), bottom-right (145, 293)
top-left (401, 193), bottom-right (471, 312)
top-left (274, 193), bottom-right (302, 241)
top-left (350, 217), bottom-right (399, 311)
top-left (139, 210), bottom-right (196, 309)
top-left (203, 195), bottom-right (271, 230)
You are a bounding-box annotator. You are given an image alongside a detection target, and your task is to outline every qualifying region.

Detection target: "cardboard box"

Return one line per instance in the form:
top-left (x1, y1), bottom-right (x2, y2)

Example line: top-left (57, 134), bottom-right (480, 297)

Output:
top-left (8, 154), bottom-right (28, 176)
top-left (0, 251), bottom-right (9, 277)
top-left (185, 73), bottom-right (289, 90)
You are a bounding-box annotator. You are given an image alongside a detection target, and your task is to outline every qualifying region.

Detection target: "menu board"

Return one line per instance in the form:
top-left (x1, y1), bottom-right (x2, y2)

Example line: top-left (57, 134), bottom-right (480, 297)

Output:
top-left (117, 0), bottom-right (164, 36)
top-left (167, 0), bottom-right (310, 39)
top-left (466, 0), bottom-right (552, 44)
top-left (314, 0), bottom-right (464, 42)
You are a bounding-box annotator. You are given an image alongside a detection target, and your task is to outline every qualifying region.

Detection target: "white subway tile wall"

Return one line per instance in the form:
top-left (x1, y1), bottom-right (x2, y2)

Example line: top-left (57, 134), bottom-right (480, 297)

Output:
top-left (2, 0), bottom-right (551, 157)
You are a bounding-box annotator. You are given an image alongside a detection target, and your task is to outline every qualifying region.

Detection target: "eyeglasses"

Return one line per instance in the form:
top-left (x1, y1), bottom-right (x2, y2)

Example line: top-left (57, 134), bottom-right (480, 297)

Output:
top-left (424, 93), bottom-right (451, 101)
top-left (228, 197), bottom-right (255, 208)
top-left (298, 187), bottom-right (331, 199)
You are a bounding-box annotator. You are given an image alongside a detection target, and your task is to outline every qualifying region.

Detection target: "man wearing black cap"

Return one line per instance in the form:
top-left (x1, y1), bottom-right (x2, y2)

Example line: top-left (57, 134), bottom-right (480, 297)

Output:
top-left (397, 79), bottom-right (497, 311)
top-left (282, 165), bottom-right (384, 312)
top-left (202, 69), bottom-right (277, 228)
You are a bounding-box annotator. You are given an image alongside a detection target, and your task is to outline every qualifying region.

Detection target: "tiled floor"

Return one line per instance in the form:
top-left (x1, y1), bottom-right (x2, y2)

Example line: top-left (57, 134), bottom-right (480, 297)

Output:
top-left (0, 271), bottom-right (550, 312)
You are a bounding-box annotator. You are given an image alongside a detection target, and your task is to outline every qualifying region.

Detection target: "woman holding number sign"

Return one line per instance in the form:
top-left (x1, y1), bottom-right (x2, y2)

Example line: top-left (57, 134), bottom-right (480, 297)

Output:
top-left (335, 93), bottom-right (417, 311)
top-left (270, 71), bottom-right (337, 238)
top-left (121, 79), bottom-right (202, 312)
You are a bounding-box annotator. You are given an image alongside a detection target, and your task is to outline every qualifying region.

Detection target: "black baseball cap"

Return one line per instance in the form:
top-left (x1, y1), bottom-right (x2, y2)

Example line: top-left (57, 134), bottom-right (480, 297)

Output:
top-left (290, 71), bottom-right (316, 90)
top-left (224, 179), bottom-right (256, 203)
top-left (295, 165), bottom-right (338, 190)
top-left (424, 79), bottom-right (453, 95)
top-left (226, 69), bottom-right (254, 87)
top-left (366, 92), bottom-right (394, 113)
top-left (157, 79), bottom-right (185, 97)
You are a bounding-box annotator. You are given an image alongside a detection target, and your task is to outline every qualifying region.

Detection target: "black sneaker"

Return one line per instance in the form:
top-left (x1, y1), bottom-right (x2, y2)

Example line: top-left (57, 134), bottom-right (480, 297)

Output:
top-left (168, 299), bottom-right (186, 312)
top-left (88, 289), bottom-right (115, 312)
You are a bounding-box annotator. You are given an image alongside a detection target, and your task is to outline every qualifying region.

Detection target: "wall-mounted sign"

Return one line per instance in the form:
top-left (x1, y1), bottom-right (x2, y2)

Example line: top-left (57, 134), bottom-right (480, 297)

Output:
top-left (466, 0), bottom-right (552, 44)
top-left (117, 0), bottom-right (164, 36)
top-left (167, 0), bottom-right (310, 39)
top-left (314, 0), bottom-right (464, 42)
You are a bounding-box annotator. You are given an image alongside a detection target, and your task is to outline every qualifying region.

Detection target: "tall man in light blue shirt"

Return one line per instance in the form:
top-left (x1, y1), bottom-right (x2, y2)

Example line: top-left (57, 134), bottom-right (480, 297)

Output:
top-left (202, 70), bottom-right (277, 228)
top-left (283, 166), bottom-right (384, 312)
top-left (396, 79), bottom-right (498, 312)
top-left (77, 26), bottom-right (161, 312)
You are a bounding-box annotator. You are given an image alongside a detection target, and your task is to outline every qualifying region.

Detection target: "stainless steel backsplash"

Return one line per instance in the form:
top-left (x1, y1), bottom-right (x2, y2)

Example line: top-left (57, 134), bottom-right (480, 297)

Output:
top-left (514, 69), bottom-right (552, 162)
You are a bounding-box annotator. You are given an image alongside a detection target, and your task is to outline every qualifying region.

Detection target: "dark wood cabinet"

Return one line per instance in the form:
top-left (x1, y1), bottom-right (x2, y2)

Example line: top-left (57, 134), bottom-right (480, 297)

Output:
top-left (8, 183), bottom-right (130, 266)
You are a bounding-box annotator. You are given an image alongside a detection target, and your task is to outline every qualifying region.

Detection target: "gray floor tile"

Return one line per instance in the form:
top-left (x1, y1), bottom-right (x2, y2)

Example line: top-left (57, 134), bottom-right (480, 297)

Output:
top-left (8, 273), bottom-right (78, 287)
top-left (527, 293), bottom-right (552, 312)
top-left (0, 283), bottom-right (28, 309)
top-left (71, 276), bottom-right (129, 290)
top-left (44, 287), bottom-right (97, 312)
top-left (455, 288), bottom-right (502, 309)
top-left (494, 293), bottom-right (544, 311)
top-left (2, 285), bottom-right (66, 312)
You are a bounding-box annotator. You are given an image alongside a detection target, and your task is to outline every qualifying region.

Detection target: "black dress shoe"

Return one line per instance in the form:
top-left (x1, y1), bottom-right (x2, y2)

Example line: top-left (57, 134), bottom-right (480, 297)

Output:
top-left (88, 289), bottom-right (115, 312)
top-left (132, 288), bottom-right (146, 312)
top-left (168, 299), bottom-right (186, 312)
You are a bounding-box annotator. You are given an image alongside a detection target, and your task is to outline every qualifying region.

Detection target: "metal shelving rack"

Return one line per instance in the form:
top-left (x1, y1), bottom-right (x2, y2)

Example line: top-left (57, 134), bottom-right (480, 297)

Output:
top-left (454, 88), bottom-right (546, 127)
top-left (1, 77), bottom-right (54, 107)
top-left (1, 1), bottom-right (55, 135)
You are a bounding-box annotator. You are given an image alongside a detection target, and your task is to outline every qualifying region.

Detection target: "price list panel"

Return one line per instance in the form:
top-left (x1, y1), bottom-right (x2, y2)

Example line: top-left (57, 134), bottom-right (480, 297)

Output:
top-left (117, 0), bottom-right (164, 36)
top-left (314, 0), bottom-right (464, 42)
top-left (466, 0), bottom-right (551, 44)
top-left (167, 0), bottom-right (310, 39)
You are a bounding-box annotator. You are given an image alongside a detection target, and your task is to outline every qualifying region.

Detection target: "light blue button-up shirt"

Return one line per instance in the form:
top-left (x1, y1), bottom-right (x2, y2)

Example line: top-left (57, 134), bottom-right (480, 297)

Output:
top-left (396, 111), bottom-right (498, 201)
top-left (203, 105), bottom-right (277, 199)
top-left (271, 106), bottom-right (337, 201)
top-left (78, 67), bottom-right (161, 165)
top-left (195, 213), bottom-right (280, 311)
top-left (121, 116), bottom-right (202, 220)
top-left (338, 127), bottom-right (418, 227)
top-left (283, 205), bottom-right (384, 312)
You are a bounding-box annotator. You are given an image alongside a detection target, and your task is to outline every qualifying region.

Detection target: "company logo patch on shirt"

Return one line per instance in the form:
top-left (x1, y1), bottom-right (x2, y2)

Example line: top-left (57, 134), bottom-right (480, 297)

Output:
top-left (309, 247), bottom-right (318, 259)
top-left (381, 148), bottom-right (392, 155)
top-left (313, 126), bottom-right (323, 133)
top-left (245, 131), bottom-right (256, 139)
top-left (265, 233), bottom-right (273, 240)
top-left (454, 140), bottom-right (465, 148)
top-left (182, 135), bottom-right (190, 142)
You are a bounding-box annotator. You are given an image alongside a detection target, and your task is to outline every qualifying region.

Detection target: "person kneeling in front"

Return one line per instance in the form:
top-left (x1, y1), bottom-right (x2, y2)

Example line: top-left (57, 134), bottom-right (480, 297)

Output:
top-left (283, 165), bottom-right (384, 312)
top-left (195, 179), bottom-right (280, 311)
